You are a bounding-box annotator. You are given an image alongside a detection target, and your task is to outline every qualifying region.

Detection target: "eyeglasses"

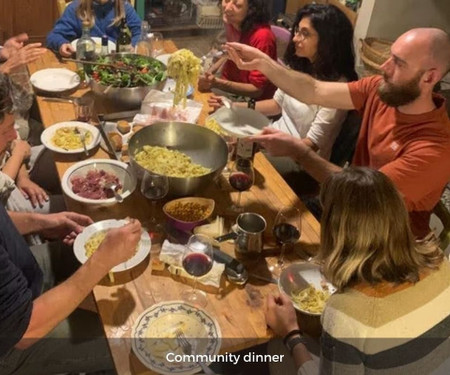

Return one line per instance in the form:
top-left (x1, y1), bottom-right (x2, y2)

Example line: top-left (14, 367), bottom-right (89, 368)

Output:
top-left (293, 26), bottom-right (317, 40)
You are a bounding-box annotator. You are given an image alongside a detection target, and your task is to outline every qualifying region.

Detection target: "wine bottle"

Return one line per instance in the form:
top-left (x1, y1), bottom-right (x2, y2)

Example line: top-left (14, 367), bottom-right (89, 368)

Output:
top-left (235, 99), bottom-right (258, 161)
top-left (116, 18), bottom-right (132, 53)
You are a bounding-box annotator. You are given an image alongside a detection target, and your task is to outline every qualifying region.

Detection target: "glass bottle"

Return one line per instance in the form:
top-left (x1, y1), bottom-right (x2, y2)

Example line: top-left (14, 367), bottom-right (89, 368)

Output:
top-left (101, 34), bottom-right (109, 56)
top-left (116, 18), bottom-right (132, 53)
top-left (135, 20), bottom-right (152, 56)
top-left (235, 99), bottom-right (258, 161)
top-left (76, 21), bottom-right (96, 62)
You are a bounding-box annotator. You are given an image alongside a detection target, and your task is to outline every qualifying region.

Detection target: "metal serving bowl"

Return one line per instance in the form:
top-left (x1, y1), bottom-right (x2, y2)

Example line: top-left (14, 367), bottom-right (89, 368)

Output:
top-left (128, 122), bottom-right (228, 197)
top-left (89, 53), bottom-right (167, 110)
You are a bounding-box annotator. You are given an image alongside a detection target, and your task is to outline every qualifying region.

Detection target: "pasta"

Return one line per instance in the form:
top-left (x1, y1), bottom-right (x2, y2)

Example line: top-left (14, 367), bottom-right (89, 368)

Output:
top-left (51, 127), bottom-right (93, 150)
top-left (205, 117), bottom-right (226, 136)
top-left (134, 145), bottom-right (210, 178)
top-left (291, 284), bottom-right (330, 314)
top-left (167, 49), bottom-right (201, 108)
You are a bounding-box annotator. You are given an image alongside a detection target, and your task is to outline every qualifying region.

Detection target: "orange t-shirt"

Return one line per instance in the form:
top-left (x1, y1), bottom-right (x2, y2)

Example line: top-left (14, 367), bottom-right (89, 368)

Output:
top-left (348, 76), bottom-right (450, 238)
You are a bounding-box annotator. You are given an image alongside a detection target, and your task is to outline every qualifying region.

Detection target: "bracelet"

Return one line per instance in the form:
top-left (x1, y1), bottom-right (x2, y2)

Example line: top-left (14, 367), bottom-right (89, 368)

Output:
top-left (282, 329), bottom-right (303, 346)
top-left (285, 336), bottom-right (309, 354)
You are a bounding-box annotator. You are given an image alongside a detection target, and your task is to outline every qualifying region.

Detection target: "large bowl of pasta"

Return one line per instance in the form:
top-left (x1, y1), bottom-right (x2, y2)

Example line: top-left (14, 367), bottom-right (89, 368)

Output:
top-left (128, 122), bottom-right (228, 197)
top-left (88, 53), bottom-right (167, 110)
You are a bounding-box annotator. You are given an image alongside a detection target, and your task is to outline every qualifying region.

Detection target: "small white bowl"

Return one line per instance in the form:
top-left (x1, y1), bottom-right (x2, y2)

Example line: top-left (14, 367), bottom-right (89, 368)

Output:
top-left (61, 159), bottom-right (137, 206)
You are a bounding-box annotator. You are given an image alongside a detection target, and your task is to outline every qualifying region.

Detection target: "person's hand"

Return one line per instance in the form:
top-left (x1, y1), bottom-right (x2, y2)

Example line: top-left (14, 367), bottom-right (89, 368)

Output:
top-left (0, 43), bottom-right (46, 74)
top-left (95, 219), bottom-right (142, 269)
top-left (249, 127), bottom-right (306, 159)
top-left (224, 42), bottom-right (272, 73)
top-left (59, 43), bottom-right (75, 57)
top-left (11, 139), bottom-right (31, 161)
top-left (16, 177), bottom-right (49, 208)
top-left (198, 72), bottom-right (216, 92)
top-left (265, 293), bottom-right (300, 337)
top-left (207, 94), bottom-right (228, 112)
top-left (1, 33), bottom-right (29, 59)
top-left (38, 212), bottom-right (94, 245)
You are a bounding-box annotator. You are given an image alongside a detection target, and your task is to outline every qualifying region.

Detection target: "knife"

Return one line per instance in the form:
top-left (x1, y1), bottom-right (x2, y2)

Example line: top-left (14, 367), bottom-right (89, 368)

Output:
top-left (97, 113), bottom-right (118, 160)
top-left (102, 110), bottom-right (139, 121)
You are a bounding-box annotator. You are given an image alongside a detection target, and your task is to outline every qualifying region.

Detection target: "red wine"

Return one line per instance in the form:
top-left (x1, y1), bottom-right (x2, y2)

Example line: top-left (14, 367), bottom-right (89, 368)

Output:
top-left (77, 115), bottom-right (90, 122)
top-left (273, 223), bottom-right (300, 244)
top-left (229, 172), bottom-right (253, 191)
top-left (183, 253), bottom-right (213, 277)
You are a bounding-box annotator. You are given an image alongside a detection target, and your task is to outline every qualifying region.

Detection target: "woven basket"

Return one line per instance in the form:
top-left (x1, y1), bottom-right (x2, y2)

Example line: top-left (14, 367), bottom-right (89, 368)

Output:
top-left (196, 4), bottom-right (223, 29)
top-left (360, 37), bottom-right (392, 65)
top-left (360, 53), bottom-right (383, 75)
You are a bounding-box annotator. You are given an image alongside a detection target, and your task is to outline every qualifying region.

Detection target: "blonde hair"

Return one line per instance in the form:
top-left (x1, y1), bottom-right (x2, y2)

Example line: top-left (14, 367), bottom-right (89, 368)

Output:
top-left (76, 0), bottom-right (125, 28)
top-left (318, 167), bottom-right (443, 292)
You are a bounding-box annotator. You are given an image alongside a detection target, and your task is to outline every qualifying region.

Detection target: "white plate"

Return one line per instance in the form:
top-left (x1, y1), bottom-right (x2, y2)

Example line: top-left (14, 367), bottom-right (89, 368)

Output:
top-left (132, 301), bottom-right (221, 375)
top-left (73, 219), bottom-right (151, 272)
top-left (71, 37), bottom-right (116, 55)
top-left (208, 106), bottom-right (271, 138)
top-left (30, 68), bottom-right (80, 93)
top-left (156, 53), bottom-right (171, 66)
top-left (278, 262), bottom-right (336, 316)
top-left (41, 121), bottom-right (101, 154)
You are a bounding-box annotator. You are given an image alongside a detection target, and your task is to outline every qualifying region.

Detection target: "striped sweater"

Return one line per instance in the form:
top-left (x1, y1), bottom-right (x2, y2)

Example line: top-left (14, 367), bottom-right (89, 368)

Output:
top-left (316, 260), bottom-right (450, 374)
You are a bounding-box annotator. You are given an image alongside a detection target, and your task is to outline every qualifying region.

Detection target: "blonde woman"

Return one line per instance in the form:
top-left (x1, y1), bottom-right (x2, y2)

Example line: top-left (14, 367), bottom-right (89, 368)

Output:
top-left (266, 167), bottom-right (450, 374)
top-left (47, 0), bottom-right (141, 57)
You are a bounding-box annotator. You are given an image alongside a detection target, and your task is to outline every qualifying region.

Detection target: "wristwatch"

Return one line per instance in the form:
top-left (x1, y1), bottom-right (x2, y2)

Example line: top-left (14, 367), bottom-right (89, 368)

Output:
top-left (285, 334), bottom-right (308, 354)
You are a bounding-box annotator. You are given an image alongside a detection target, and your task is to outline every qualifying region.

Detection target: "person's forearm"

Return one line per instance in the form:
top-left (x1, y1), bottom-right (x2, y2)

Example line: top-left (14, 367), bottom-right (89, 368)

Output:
top-left (8, 211), bottom-right (46, 235)
top-left (293, 142), bottom-right (341, 183)
top-left (254, 99), bottom-right (282, 116)
top-left (16, 252), bottom-right (111, 348)
top-left (16, 164), bottom-right (29, 181)
top-left (301, 138), bottom-right (319, 152)
top-left (2, 153), bottom-right (24, 180)
top-left (292, 343), bottom-right (314, 370)
top-left (214, 77), bottom-right (263, 98)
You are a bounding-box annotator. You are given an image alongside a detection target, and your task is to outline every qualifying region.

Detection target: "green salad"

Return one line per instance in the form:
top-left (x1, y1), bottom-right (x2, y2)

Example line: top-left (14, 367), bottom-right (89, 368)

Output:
top-left (88, 55), bottom-right (166, 88)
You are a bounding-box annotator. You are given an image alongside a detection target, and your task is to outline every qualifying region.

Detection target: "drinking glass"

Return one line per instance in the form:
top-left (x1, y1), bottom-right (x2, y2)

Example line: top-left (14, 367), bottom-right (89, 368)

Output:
top-left (228, 158), bottom-right (254, 212)
top-left (140, 171), bottom-right (169, 240)
top-left (74, 97), bottom-right (94, 123)
top-left (222, 134), bottom-right (236, 175)
top-left (271, 206), bottom-right (301, 272)
top-left (150, 32), bottom-right (164, 57)
top-left (181, 234), bottom-right (214, 307)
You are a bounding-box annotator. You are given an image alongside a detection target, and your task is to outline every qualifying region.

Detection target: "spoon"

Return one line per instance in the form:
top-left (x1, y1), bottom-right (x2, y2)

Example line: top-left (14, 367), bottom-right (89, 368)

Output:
top-left (104, 182), bottom-right (124, 203)
top-left (222, 97), bottom-right (233, 110)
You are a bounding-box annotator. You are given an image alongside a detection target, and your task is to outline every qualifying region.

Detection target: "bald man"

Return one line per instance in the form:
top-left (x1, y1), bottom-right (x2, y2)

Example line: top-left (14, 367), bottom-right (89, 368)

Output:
top-left (226, 28), bottom-right (450, 238)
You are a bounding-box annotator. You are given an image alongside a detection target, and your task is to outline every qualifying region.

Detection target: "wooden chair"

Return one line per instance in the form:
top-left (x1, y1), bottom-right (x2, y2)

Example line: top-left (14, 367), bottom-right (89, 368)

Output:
top-left (57, 0), bottom-right (71, 17)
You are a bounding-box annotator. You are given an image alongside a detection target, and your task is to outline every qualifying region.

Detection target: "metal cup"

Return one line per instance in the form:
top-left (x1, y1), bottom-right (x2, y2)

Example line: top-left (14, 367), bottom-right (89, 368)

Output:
top-left (235, 212), bottom-right (266, 258)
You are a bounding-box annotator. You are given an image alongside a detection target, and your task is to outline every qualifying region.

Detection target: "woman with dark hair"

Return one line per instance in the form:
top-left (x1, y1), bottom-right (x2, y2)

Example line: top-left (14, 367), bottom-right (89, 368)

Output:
top-left (266, 167), bottom-right (450, 374)
top-left (198, 0), bottom-right (277, 99)
top-left (210, 4), bottom-right (357, 162)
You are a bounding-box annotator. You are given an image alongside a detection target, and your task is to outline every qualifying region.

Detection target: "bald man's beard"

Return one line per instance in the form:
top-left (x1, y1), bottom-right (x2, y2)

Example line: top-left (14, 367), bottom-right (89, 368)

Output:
top-left (378, 72), bottom-right (422, 107)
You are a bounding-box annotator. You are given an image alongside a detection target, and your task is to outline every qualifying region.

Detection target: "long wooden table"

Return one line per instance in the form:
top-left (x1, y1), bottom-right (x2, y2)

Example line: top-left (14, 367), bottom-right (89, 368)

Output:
top-left (28, 41), bottom-right (321, 375)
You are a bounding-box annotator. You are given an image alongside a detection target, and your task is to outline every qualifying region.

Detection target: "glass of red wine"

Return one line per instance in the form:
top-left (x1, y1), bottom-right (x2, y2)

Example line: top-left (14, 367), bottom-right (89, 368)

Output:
top-left (140, 171), bottom-right (169, 241)
top-left (271, 206), bottom-right (301, 272)
top-left (74, 97), bottom-right (94, 123)
top-left (222, 134), bottom-right (237, 175)
top-left (181, 234), bottom-right (214, 307)
top-left (228, 158), bottom-right (254, 212)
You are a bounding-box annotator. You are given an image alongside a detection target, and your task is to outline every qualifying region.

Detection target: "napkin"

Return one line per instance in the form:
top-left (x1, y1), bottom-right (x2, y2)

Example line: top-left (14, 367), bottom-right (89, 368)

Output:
top-left (160, 240), bottom-right (225, 288)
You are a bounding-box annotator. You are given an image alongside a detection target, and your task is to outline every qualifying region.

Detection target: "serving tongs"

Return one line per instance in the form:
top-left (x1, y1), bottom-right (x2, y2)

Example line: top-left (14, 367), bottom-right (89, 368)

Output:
top-left (61, 58), bottom-right (136, 72)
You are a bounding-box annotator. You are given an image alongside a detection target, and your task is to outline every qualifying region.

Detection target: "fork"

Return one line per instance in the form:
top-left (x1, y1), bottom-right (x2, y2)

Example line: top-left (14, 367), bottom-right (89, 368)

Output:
top-left (74, 127), bottom-right (89, 156)
top-left (175, 329), bottom-right (217, 375)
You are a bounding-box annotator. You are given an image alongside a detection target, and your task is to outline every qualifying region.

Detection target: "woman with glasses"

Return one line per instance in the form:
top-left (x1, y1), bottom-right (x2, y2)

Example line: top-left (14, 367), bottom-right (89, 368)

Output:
top-left (266, 167), bottom-right (450, 374)
top-left (46, 0), bottom-right (141, 57)
top-left (210, 4), bottom-right (357, 169)
top-left (198, 0), bottom-right (277, 100)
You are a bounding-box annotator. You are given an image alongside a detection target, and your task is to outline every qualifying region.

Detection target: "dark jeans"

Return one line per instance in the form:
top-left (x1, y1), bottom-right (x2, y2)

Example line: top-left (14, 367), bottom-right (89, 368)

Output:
top-left (0, 242), bottom-right (115, 375)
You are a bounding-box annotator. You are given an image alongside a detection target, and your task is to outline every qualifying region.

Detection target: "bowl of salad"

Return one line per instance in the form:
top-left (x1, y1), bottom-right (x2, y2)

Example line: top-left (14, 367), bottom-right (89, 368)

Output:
top-left (88, 53), bottom-right (167, 109)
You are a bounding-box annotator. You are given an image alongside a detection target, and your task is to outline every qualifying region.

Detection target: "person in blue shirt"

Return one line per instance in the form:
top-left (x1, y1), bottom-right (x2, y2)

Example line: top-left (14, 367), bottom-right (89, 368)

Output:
top-left (47, 0), bottom-right (142, 57)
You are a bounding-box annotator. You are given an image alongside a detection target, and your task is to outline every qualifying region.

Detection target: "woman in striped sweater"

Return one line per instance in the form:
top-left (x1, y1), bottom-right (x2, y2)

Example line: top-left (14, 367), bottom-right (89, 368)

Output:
top-left (267, 167), bottom-right (450, 374)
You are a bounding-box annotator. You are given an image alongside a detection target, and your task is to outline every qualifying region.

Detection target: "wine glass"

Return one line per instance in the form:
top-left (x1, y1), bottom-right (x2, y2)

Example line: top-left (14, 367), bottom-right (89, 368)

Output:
top-left (140, 171), bottom-right (169, 241)
top-left (181, 234), bottom-right (214, 307)
top-left (271, 206), bottom-right (301, 273)
top-left (150, 32), bottom-right (164, 57)
top-left (228, 158), bottom-right (254, 212)
top-left (222, 134), bottom-right (236, 175)
top-left (74, 97), bottom-right (94, 123)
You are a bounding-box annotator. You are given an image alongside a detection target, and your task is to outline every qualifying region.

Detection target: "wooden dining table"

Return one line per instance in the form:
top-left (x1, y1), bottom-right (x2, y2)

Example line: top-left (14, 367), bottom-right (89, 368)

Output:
top-left (28, 40), bottom-right (321, 375)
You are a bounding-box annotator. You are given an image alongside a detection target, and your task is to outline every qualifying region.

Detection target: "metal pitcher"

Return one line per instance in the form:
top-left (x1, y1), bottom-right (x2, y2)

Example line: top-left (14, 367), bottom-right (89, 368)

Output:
top-left (235, 213), bottom-right (266, 257)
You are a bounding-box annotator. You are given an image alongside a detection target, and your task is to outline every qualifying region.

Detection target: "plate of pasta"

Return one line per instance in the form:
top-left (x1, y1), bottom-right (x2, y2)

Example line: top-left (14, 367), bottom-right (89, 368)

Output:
top-left (279, 262), bottom-right (336, 315)
top-left (41, 121), bottom-right (101, 154)
top-left (132, 301), bottom-right (221, 375)
top-left (73, 219), bottom-right (151, 272)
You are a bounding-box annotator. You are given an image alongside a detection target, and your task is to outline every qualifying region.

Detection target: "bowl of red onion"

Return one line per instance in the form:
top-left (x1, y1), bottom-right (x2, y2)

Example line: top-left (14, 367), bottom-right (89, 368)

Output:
top-left (61, 159), bottom-right (137, 206)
